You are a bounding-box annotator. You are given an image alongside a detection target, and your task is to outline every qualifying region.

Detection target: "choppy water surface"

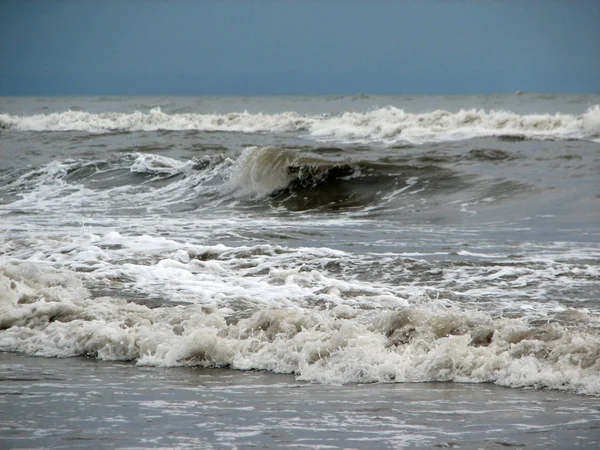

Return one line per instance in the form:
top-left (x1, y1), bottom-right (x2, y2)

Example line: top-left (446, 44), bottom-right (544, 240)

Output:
top-left (1, 94), bottom-right (600, 447)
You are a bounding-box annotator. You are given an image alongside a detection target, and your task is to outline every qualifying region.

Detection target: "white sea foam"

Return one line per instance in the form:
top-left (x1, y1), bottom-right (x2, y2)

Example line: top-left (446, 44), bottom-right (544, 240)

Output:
top-left (2, 105), bottom-right (599, 144)
top-left (1, 260), bottom-right (600, 395)
top-left (0, 153), bottom-right (232, 214)
top-left (2, 95), bottom-right (600, 407)
top-left (1, 147), bottom-right (351, 214)
top-left (4, 228), bottom-right (598, 319)
top-left (130, 153), bottom-right (194, 176)
top-left (2, 228), bottom-right (600, 395)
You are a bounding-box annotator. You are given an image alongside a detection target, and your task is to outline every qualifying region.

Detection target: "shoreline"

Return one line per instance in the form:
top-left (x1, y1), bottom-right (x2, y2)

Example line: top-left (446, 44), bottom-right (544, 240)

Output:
top-left (2, 352), bottom-right (599, 449)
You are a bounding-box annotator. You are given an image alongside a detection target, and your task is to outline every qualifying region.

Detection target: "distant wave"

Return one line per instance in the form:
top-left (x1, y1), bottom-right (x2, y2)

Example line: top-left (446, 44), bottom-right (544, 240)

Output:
top-left (2, 105), bottom-right (599, 144)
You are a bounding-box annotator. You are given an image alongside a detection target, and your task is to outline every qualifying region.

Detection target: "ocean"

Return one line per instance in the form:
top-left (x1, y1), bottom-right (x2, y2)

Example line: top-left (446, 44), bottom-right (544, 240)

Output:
top-left (1, 94), bottom-right (599, 449)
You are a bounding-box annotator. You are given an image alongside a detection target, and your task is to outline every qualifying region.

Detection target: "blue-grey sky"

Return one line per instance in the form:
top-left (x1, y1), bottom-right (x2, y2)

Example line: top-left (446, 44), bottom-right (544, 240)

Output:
top-left (1, 0), bottom-right (599, 96)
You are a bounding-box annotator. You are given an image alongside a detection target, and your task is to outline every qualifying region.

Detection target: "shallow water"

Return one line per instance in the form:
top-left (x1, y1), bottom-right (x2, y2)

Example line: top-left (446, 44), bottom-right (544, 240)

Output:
top-left (1, 353), bottom-right (599, 449)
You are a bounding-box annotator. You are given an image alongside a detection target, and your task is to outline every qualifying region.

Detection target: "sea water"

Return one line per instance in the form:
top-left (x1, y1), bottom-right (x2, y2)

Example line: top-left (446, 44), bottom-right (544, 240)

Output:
top-left (1, 94), bottom-right (599, 448)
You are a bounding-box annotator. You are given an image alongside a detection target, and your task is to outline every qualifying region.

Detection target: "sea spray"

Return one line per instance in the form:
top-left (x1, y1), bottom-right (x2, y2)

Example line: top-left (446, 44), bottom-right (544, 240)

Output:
top-left (2, 105), bottom-right (599, 143)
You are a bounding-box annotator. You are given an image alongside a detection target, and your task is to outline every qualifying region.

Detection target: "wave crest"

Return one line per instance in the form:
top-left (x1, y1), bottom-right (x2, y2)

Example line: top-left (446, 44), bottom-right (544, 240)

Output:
top-left (2, 105), bottom-right (599, 144)
top-left (224, 146), bottom-right (357, 200)
top-left (2, 265), bottom-right (599, 395)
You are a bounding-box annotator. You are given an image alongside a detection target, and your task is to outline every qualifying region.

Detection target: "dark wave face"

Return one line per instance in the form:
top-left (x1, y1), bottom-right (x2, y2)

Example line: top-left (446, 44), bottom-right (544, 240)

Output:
top-left (3, 136), bottom-right (596, 229)
top-left (1, 95), bottom-right (600, 395)
top-left (272, 157), bottom-right (465, 212)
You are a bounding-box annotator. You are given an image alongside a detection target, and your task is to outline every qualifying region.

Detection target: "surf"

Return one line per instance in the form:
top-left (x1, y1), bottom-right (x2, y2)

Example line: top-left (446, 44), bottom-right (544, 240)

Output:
top-left (2, 260), bottom-right (600, 395)
top-left (2, 104), bottom-right (599, 144)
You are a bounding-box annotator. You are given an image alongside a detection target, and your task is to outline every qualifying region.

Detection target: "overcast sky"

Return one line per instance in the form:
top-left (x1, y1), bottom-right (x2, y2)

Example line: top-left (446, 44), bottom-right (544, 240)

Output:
top-left (1, 0), bottom-right (599, 96)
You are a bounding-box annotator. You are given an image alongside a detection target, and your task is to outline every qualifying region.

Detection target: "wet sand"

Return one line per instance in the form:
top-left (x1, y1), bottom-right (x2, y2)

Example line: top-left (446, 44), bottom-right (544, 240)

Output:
top-left (1, 352), bottom-right (599, 449)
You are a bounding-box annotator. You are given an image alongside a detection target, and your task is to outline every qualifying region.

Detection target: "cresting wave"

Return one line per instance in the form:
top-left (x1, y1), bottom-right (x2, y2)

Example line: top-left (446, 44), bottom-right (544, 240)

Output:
top-left (2, 105), bottom-right (599, 144)
top-left (0, 147), bottom-right (411, 212)
top-left (224, 146), bottom-right (359, 200)
top-left (1, 259), bottom-right (600, 395)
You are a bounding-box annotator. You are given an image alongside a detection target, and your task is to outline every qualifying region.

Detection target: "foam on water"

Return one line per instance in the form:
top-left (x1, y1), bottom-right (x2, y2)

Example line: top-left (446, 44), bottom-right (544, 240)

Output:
top-left (1, 147), bottom-right (385, 214)
top-left (1, 95), bottom-right (600, 400)
top-left (1, 258), bottom-right (600, 395)
top-left (130, 153), bottom-right (194, 176)
top-left (2, 105), bottom-right (599, 144)
top-left (0, 153), bottom-right (234, 214)
top-left (1, 228), bottom-right (600, 395)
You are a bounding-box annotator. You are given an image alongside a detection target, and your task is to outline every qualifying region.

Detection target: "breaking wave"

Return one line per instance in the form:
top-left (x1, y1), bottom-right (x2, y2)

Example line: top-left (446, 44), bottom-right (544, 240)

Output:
top-left (1, 146), bottom-right (471, 215)
top-left (1, 261), bottom-right (599, 395)
top-left (2, 105), bottom-right (599, 144)
top-left (223, 146), bottom-right (359, 200)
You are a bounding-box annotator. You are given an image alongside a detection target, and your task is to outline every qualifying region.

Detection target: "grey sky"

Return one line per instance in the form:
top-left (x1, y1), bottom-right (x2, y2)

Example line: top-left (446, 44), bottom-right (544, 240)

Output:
top-left (1, 0), bottom-right (599, 95)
